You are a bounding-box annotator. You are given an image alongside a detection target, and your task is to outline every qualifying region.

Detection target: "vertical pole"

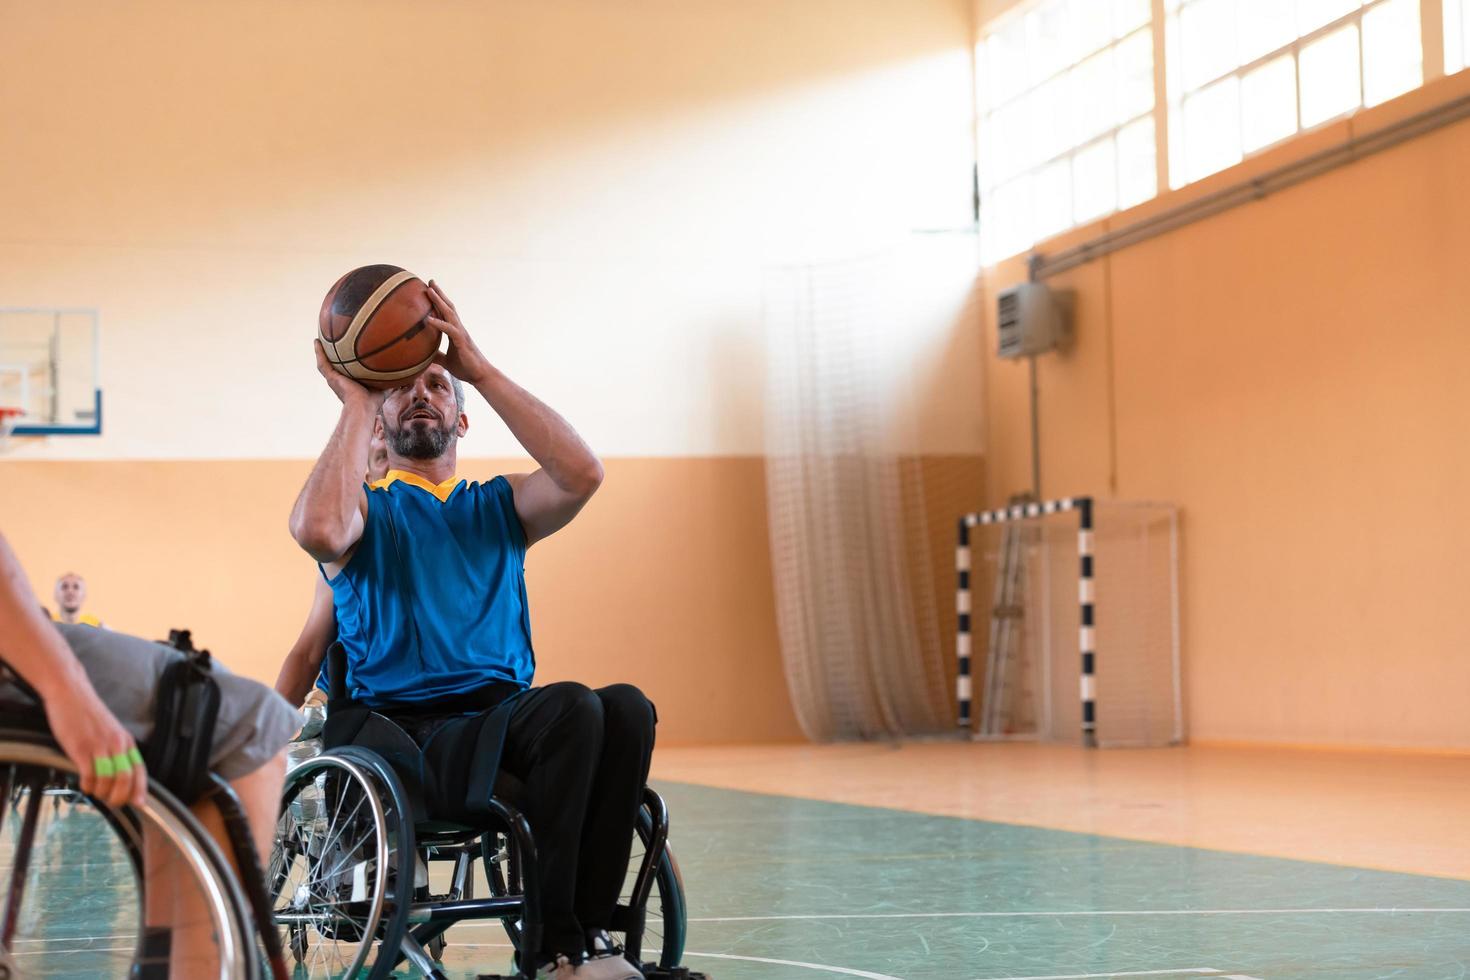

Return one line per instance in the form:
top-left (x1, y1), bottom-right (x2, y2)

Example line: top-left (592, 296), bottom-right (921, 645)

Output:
top-left (1028, 355), bottom-right (1041, 498)
top-left (50, 312), bottom-right (62, 425)
top-left (1168, 506), bottom-right (1183, 744)
top-left (957, 517), bottom-right (973, 730)
top-left (1025, 254), bottom-right (1043, 501)
top-left (1077, 497), bottom-right (1097, 748)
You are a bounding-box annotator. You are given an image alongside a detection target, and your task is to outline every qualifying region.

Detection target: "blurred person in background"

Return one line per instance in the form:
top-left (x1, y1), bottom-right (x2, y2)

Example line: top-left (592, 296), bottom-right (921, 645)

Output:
top-left (53, 571), bottom-right (103, 627)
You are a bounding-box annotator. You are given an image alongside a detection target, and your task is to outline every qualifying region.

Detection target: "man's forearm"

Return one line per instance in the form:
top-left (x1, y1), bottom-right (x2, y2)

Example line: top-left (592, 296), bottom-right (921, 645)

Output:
top-left (472, 367), bottom-right (602, 493)
top-left (290, 397), bottom-right (377, 557)
top-left (276, 577), bottom-right (336, 703)
top-left (0, 535), bottom-right (91, 702)
top-left (275, 647), bottom-right (323, 704)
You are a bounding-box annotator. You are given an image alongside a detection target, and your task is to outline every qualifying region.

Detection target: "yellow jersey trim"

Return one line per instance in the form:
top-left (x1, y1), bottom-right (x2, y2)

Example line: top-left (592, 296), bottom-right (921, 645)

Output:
top-left (50, 612), bottom-right (103, 628)
top-left (370, 469), bottom-right (464, 503)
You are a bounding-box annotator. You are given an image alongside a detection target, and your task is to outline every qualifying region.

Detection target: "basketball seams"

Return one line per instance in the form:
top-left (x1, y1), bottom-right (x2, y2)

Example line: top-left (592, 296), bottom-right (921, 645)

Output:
top-left (344, 270), bottom-right (417, 345)
top-left (330, 320), bottom-right (430, 367)
top-left (350, 362), bottom-right (437, 383)
top-left (317, 265), bottom-right (439, 386)
top-left (321, 332), bottom-right (352, 371)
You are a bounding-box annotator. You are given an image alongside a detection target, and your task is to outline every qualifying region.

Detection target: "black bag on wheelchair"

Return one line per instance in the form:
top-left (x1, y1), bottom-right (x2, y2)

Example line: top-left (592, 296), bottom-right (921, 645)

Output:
top-left (142, 628), bottom-right (221, 805)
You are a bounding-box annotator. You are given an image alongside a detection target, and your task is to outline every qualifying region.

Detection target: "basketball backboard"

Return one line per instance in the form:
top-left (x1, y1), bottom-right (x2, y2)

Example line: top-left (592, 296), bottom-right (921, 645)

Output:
top-left (0, 308), bottom-right (102, 437)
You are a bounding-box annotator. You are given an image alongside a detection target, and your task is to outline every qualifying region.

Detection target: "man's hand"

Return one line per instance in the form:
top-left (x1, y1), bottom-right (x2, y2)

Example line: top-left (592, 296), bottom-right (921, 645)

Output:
top-left (425, 281), bottom-right (493, 386)
top-left (315, 340), bottom-right (387, 408)
top-left (44, 684), bottom-right (147, 809)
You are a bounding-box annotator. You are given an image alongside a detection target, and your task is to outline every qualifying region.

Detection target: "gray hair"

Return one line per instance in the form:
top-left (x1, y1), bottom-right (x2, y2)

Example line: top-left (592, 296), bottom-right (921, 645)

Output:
top-left (379, 369), bottom-right (465, 414)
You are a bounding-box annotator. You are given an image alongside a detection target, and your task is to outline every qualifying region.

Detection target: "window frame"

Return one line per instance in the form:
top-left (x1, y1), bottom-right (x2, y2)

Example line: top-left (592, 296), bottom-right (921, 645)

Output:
top-left (1167, 0), bottom-right (1430, 188)
top-left (976, 5), bottom-right (1160, 261)
top-left (975, 0), bottom-right (1453, 262)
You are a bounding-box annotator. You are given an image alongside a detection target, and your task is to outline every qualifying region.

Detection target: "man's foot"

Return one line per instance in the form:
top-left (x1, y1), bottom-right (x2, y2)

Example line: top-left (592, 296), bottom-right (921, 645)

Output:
top-left (576, 931), bottom-right (642, 980)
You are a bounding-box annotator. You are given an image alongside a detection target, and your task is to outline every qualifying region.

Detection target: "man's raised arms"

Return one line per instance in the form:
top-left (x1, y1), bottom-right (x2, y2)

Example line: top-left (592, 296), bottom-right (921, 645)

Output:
top-left (288, 343), bottom-right (384, 566)
top-left (424, 281), bottom-right (603, 546)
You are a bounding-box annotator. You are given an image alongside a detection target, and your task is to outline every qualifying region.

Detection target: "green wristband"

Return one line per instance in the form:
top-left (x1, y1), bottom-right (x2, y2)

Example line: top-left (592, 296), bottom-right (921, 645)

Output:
top-left (93, 755), bottom-right (115, 778)
top-left (110, 751), bottom-right (134, 774)
top-left (127, 746), bottom-right (143, 766)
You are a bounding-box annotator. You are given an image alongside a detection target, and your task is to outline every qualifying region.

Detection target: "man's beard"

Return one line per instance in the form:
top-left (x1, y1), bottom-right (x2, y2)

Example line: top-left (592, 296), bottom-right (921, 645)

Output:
top-left (389, 420), bottom-right (452, 459)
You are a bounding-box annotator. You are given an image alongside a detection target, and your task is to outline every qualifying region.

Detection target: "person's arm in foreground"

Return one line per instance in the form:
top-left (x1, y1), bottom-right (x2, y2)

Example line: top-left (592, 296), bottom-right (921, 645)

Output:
top-left (425, 281), bottom-right (604, 545)
top-left (288, 343), bottom-right (385, 564)
top-left (0, 532), bottom-right (145, 807)
top-left (274, 575), bottom-right (337, 705)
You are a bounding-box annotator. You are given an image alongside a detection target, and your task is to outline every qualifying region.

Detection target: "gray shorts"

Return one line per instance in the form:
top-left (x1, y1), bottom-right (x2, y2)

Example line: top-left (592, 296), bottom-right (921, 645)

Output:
top-left (8, 623), bottom-right (302, 781)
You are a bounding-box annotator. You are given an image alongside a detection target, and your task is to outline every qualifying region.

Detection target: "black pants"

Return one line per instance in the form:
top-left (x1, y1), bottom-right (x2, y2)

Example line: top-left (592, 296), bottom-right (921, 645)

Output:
top-left (498, 682), bottom-right (657, 960)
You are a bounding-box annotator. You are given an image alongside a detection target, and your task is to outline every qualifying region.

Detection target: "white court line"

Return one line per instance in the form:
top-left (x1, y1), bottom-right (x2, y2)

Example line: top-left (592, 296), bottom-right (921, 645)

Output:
top-left (449, 920), bottom-right (662, 930)
top-left (12, 946), bottom-right (134, 957)
top-left (969, 970), bottom-right (1225, 980)
top-left (10, 934), bottom-right (134, 943)
top-left (684, 951), bottom-right (904, 979)
top-left (689, 907), bottom-right (1470, 923)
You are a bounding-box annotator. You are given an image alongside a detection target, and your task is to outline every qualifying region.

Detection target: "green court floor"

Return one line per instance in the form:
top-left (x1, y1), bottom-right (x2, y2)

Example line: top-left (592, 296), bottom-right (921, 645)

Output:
top-left (649, 782), bottom-right (1470, 980)
top-left (8, 781), bottom-right (1470, 978)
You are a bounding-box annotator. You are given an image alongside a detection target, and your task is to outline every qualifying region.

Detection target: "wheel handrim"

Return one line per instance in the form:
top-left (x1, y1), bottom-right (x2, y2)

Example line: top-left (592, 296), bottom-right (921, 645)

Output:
top-left (613, 806), bottom-right (685, 968)
top-left (0, 740), bottom-right (253, 980)
top-left (270, 755), bottom-right (391, 979)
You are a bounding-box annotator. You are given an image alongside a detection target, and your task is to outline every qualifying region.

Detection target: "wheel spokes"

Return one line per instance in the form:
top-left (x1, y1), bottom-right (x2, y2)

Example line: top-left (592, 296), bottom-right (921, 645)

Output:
top-left (270, 761), bottom-right (391, 979)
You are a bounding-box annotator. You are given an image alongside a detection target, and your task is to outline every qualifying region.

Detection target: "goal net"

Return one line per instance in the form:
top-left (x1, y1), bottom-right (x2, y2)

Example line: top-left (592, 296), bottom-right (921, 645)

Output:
top-left (959, 498), bottom-right (1181, 747)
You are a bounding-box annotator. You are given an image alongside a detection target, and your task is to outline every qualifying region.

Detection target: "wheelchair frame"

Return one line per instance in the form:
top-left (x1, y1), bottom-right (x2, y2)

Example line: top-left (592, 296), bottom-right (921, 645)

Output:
top-left (274, 738), bottom-right (690, 980)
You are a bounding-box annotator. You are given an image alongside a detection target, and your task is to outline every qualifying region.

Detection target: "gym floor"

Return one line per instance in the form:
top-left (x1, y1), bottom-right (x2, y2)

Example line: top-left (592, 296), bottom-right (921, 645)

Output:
top-left (11, 741), bottom-right (1469, 979)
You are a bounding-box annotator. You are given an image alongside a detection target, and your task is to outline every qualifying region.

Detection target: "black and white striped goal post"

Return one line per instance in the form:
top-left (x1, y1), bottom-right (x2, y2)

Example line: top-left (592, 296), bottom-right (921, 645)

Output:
top-left (956, 496), bottom-right (1097, 748)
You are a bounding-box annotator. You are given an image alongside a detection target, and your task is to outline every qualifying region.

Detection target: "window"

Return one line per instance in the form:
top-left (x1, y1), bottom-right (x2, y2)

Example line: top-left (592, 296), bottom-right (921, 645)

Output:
top-left (1166, 0), bottom-right (1423, 187)
top-left (977, 0), bottom-right (1157, 263)
top-left (1448, 0), bottom-right (1470, 74)
top-left (977, 0), bottom-right (1441, 263)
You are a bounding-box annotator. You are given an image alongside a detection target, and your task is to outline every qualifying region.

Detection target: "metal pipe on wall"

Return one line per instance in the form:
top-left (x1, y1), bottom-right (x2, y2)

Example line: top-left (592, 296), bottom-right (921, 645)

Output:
top-left (1030, 90), bottom-right (1470, 280)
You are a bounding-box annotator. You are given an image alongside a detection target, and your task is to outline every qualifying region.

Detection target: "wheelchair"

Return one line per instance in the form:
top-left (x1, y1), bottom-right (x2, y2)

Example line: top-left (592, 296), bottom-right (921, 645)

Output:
top-left (0, 706), bottom-right (264, 979)
top-left (270, 661), bottom-right (699, 980)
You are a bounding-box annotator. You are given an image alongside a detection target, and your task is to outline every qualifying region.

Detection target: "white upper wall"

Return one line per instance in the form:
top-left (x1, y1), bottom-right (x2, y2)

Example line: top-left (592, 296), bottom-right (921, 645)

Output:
top-left (0, 0), bottom-right (982, 459)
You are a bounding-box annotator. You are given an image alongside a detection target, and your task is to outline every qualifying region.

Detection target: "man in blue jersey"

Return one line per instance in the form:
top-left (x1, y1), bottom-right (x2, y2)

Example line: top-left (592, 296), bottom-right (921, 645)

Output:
top-left (274, 423), bottom-right (390, 715)
top-left (290, 281), bottom-right (652, 980)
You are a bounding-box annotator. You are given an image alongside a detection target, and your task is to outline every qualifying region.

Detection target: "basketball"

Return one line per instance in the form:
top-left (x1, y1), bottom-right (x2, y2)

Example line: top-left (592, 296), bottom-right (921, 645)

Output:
top-left (318, 264), bottom-right (441, 389)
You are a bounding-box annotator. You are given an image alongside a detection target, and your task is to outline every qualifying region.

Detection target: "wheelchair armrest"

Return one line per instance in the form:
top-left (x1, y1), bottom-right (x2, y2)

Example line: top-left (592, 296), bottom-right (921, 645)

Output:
top-left (326, 641), bottom-right (349, 705)
top-left (0, 657), bottom-right (44, 705)
top-left (0, 699), bottom-right (50, 737)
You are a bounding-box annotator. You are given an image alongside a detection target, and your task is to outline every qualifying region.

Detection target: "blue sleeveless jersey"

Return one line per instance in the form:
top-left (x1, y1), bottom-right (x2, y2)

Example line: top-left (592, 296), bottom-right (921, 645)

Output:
top-left (325, 471), bottom-right (535, 706)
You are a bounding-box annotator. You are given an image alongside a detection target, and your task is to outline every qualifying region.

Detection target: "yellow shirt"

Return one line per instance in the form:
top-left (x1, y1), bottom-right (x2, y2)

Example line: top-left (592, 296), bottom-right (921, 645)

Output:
top-left (51, 611), bottom-right (103, 628)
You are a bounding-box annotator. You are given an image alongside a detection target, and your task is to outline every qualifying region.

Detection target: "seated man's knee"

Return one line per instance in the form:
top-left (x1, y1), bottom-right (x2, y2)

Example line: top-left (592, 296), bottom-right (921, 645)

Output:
top-left (542, 680), bottom-right (605, 733)
top-left (597, 683), bottom-right (656, 737)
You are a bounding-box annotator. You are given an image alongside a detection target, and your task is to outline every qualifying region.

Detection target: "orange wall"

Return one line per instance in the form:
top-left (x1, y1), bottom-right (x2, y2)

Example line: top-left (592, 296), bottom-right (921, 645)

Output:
top-left (0, 457), bottom-right (804, 745)
top-left (0, 0), bottom-right (978, 462)
top-left (0, 0), bottom-right (986, 745)
top-left (982, 73), bottom-right (1470, 750)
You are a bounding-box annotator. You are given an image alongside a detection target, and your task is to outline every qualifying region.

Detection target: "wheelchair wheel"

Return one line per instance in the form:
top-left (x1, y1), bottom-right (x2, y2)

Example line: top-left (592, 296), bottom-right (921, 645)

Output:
top-left (615, 803), bottom-right (687, 970)
top-left (0, 736), bottom-right (256, 980)
top-left (482, 797), bottom-right (687, 970)
top-left (269, 750), bottom-right (414, 980)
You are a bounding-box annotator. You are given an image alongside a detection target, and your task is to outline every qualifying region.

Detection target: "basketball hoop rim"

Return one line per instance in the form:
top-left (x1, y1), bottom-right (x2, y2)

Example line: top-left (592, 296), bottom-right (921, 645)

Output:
top-left (0, 407), bottom-right (24, 444)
